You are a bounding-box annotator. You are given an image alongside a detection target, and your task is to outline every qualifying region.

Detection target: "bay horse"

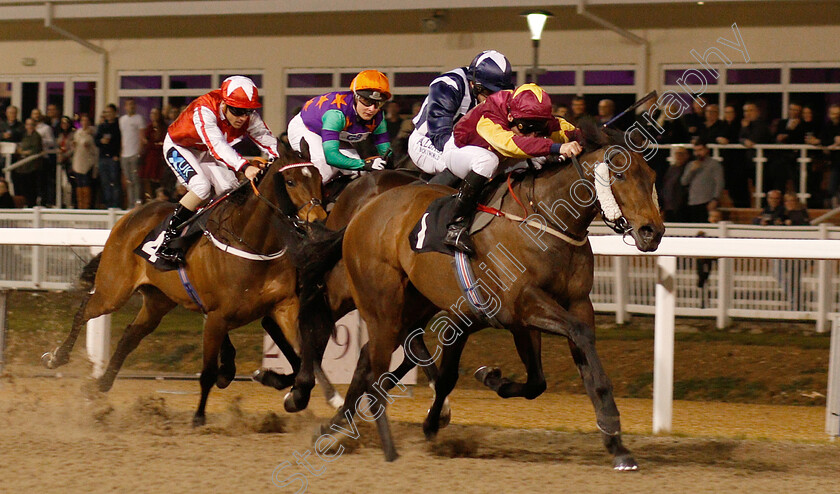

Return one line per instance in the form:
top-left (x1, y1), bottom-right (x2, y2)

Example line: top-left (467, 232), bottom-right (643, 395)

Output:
top-left (326, 124), bottom-right (664, 469)
top-left (41, 153), bottom-right (334, 426)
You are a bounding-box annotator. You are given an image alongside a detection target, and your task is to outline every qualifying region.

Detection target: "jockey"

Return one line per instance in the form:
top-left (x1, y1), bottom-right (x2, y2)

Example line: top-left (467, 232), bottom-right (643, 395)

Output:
top-left (287, 70), bottom-right (392, 184)
top-left (158, 76), bottom-right (279, 264)
top-left (443, 83), bottom-right (583, 255)
top-left (409, 50), bottom-right (514, 179)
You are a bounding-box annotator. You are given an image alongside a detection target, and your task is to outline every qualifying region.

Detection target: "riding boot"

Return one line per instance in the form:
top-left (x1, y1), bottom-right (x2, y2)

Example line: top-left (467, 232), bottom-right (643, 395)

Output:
top-left (443, 171), bottom-right (489, 256)
top-left (157, 205), bottom-right (195, 264)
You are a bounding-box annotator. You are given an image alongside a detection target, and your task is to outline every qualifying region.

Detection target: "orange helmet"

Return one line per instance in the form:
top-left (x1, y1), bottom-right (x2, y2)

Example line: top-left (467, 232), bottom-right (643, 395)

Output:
top-left (349, 70), bottom-right (391, 101)
top-left (508, 84), bottom-right (552, 120)
top-left (220, 76), bottom-right (261, 109)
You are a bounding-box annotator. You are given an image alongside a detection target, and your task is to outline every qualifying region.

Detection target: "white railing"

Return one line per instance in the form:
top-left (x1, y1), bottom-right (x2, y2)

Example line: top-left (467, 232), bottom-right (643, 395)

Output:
top-left (2, 145), bottom-right (67, 209)
top-left (1, 227), bottom-right (838, 438)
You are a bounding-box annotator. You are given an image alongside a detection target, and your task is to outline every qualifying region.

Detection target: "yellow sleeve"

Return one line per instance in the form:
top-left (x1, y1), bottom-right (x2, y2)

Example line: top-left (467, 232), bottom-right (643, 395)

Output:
top-left (549, 117), bottom-right (577, 144)
top-left (475, 116), bottom-right (531, 159)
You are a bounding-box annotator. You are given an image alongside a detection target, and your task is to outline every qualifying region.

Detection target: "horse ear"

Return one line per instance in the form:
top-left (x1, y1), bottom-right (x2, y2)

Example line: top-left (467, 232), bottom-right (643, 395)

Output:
top-left (299, 137), bottom-right (312, 162)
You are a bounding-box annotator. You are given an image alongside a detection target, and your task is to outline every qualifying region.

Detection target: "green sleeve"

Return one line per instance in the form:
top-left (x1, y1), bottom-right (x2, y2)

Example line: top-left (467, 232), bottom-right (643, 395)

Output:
top-left (372, 119), bottom-right (392, 156)
top-left (321, 110), bottom-right (365, 170)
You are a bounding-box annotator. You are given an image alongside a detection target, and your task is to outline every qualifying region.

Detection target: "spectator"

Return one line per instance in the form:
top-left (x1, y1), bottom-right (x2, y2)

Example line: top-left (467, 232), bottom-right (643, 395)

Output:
top-left (383, 101), bottom-right (403, 142)
top-left (553, 103), bottom-right (569, 118)
top-left (739, 102), bottom-right (772, 193)
top-left (0, 178), bottom-right (15, 208)
top-left (781, 192), bottom-right (809, 225)
top-left (569, 96), bottom-right (596, 127)
top-left (14, 118), bottom-right (43, 207)
top-left (681, 140), bottom-right (724, 222)
top-left (140, 107), bottom-right (166, 203)
top-left (769, 102), bottom-right (805, 192)
top-left (71, 115), bottom-right (97, 209)
top-left (635, 98), bottom-right (669, 186)
top-left (661, 146), bottom-right (690, 221)
top-left (46, 103), bottom-right (62, 137)
top-left (699, 104), bottom-right (725, 143)
top-left (817, 104), bottom-right (840, 205)
top-left (119, 98), bottom-right (146, 207)
top-left (0, 105), bottom-right (23, 143)
top-left (707, 208), bottom-right (723, 224)
top-left (55, 116), bottom-right (76, 208)
top-left (95, 104), bottom-right (121, 208)
top-left (680, 99), bottom-right (706, 143)
top-left (719, 104), bottom-right (747, 206)
top-left (165, 105), bottom-right (181, 126)
top-left (31, 108), bottom-right (56, 206)
top-left (596, 99), bottom-right (616, 127)
top-left (752, 189), bottom-right (784, 225)
top-left (801, 106), bottom-right (820, 138)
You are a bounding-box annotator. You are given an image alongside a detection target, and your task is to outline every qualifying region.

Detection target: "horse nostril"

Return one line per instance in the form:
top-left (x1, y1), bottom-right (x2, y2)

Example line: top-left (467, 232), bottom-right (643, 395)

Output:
top-left (639, 224), bottom-right (655, 239)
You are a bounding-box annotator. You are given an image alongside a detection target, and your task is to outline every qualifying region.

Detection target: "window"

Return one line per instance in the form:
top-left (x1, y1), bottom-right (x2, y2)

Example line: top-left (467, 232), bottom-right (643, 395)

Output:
top-left (118, 70), bottom-right (263, 120)
top-left (287, 73), bottom-right (332, 88)
top-left (583, 70), bottom-right (635, 86)
top-left (790, 68), bottom-right (840, 85)
top-left (726, 68), bottom-right (781, 85)
top-left (537, 71), bottom-right (575, 86)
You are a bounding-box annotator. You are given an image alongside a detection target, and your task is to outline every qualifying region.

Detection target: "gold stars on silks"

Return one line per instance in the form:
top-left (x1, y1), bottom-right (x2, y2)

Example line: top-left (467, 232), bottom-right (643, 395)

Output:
top-left (316, 95), bottom-right (330, 109)
top-left (331, 93), bottom-right (348, 108)
top-left (303, 98), bottom-right (315, 111)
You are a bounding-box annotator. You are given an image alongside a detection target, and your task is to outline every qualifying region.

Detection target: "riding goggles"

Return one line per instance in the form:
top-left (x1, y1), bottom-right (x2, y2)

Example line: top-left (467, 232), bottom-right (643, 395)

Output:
top-left (356, 95), bottom-right (386, 110)
top-left (227, 106), bottom-right (255, 117)
top-left (512, 118), bottom-right (551, 137)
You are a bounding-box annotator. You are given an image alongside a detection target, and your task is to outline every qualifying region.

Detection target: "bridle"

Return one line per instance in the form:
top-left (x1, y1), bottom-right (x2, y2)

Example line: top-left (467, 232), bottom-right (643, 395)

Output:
top-left (569, 152), bottom-right (633, 236)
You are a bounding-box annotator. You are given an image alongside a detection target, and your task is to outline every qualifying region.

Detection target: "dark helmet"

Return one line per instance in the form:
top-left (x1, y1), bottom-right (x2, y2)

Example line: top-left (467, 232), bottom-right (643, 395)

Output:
top-left (468, 50), bottom-right (514, 93)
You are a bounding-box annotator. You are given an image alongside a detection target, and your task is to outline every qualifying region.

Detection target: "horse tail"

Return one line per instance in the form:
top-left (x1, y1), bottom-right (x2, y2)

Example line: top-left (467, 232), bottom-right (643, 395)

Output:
top-left (79, 252), bottom-right (102, 290)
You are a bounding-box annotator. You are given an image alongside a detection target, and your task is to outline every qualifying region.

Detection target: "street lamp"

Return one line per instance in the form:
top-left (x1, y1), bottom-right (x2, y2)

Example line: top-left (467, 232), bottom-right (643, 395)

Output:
top-left (522, 10), bottom-right (553, 83)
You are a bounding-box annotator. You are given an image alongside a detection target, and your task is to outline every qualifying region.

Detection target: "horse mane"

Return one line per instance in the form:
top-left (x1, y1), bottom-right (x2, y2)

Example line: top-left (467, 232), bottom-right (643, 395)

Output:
top-left (578, 119), bottom-right (646, 155)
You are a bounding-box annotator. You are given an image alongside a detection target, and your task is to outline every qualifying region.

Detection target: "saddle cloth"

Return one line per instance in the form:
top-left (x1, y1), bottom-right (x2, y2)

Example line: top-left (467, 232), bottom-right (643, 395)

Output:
top-left (133, 210), bottom-right (209, 272)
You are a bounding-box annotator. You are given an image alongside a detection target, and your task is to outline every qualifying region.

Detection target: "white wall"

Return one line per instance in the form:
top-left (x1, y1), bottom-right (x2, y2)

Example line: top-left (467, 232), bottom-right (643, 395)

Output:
top-left (1, 24), bottom-right (838, 130)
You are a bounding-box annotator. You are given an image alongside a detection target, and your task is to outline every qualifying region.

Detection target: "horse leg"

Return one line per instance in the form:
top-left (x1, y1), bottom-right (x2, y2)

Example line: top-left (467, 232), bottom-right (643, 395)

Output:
top-left (422, 332), bottom-right (467, 440)
top-left (193, 315), bottom-right (227, 427)
top-left (517, 285), bottom-right (637, 471)
top-left (43, 280), bottom-right (134, 369)
top-left (475, 328), bottom-right (546, 400)
top-left (216, 334), bottom-right (236, 389)
top-left (319, 342), bottom-right (370, 437)
top-left (253, 315), bottom-right (300, 392)
top-left (314, 363), bottom-right (344, 409)
top-left (97, 286), bottom-right (176, 392)
top-left (566, 297), bottom-right (637, 471)
top-left (285, 289), bottom-right (333, 413)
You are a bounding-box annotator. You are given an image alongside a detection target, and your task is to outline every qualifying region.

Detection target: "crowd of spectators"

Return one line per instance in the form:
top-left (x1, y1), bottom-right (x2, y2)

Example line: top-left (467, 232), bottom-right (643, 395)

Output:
top-left (0, 99), bottom-right (183, 209)
top-left (563, 97), bottom-right (840, 222)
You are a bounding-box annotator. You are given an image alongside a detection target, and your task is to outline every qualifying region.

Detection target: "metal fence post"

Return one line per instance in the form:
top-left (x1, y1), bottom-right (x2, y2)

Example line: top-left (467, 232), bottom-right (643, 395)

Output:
top-left (716, 222), bottom-right (731, 329)
top-left (653, 255), bottom-right (676, 434)
top-left (614, 257), bottom-right (629, 324)
top-left (0, 289), bottom-right (6, 375)
top-left (817, 223), bottom-right (831, 333)
top-left (827, 317), bottom-right (840, 438)
top-left (753, 148), bottom-right (766, 208)
top-left (32, 206), bottom-right (42, 287)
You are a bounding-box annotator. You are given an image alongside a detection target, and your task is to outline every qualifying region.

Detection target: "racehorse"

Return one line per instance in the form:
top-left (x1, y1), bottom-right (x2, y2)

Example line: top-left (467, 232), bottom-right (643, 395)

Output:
top-left (41, 152), bottom-right (333, 426)
top-left (326, 123), bottom-right (664, 469)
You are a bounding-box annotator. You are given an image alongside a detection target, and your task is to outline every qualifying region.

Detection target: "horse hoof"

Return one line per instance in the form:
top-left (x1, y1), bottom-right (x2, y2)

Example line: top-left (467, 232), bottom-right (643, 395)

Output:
top-left (252, 369), bottom-right (266, 383)
top-left (474, 366), bottom-right (501, 385)
top-left (384, 450), bottom-right (399, 462)
top-left (422, 417), bottom-right (438, 441)
top-left (41, 349), bottom-right (65, 369)
top-left (613, 455), bottom-right (639, 471)
top-left (192, 415), bottom-right (206, 428)
top-left (216, 375), bottom-right (233, 389)
top-left (284, 392), bottom-right (303, 413)
top-left (439, 410), bottom-right (451, 429)
top-left (327, 394), bottom-right (345, 410)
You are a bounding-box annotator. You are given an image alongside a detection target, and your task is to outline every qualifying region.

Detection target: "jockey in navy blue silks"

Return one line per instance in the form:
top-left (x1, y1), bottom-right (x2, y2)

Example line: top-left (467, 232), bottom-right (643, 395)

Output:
top-left (408, 50), bottom-right (514, 178)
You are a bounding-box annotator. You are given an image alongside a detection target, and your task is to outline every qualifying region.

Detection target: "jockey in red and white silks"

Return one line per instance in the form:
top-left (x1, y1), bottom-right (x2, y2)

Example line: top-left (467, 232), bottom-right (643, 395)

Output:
top-left (157, 76), bottom-right (279, 264)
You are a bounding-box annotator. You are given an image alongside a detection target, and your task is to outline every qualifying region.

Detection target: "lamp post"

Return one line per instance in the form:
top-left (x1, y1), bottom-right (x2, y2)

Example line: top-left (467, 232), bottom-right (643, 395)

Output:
top-left (523, 10), bottom-right (553, 84)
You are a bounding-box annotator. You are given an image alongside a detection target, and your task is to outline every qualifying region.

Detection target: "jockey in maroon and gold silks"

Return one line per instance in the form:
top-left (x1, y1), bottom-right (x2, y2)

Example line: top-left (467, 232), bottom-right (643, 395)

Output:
top-left (453, 84), bottom-right (580, 160)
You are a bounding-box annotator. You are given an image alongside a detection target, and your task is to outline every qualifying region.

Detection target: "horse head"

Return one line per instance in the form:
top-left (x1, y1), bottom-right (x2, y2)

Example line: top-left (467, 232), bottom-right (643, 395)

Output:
top-left (265, 137), bottom-right (327, 224)
top-left (577, 122), bottom-right (664, 252)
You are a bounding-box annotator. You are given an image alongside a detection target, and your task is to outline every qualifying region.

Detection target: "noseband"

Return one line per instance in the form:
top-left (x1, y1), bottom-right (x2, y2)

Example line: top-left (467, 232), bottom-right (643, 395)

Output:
top-left (569, 153), bottom-right (633, 236)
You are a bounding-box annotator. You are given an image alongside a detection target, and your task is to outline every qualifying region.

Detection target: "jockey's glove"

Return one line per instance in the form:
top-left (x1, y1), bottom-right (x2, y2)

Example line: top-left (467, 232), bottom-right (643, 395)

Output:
top-left (363, 156), bottom-right (386, 171)
top-left (249, 156), bottom-right (270, 169)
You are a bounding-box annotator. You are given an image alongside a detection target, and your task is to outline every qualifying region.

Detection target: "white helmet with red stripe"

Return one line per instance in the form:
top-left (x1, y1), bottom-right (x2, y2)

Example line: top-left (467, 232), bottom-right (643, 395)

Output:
top-left (220, 76), bottom-right (261, 109)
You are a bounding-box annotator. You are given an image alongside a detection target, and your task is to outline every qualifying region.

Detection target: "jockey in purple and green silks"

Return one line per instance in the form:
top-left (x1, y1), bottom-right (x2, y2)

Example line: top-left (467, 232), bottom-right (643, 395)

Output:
top-left (287, 70), bottom-right (392, 184)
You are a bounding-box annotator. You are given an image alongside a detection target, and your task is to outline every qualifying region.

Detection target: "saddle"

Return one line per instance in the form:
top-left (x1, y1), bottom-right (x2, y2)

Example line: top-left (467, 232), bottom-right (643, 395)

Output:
top-left (134, 208), bottom-right (210, 272)
top-left (408, 173), bottom-right (512, 256)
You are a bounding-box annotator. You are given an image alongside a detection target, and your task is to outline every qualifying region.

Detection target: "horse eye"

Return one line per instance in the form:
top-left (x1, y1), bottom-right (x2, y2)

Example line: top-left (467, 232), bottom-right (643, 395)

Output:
top-left (614, 172), bottom-right (625, 181)
top-left (286, 179), bottom-right (296, 186)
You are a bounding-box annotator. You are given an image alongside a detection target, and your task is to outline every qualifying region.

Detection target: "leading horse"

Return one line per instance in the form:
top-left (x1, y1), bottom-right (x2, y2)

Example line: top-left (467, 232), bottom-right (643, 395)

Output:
top-left (42, 153), bottom-right (332, 426)
top-left (327, 124), bottom-right (664, 469)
